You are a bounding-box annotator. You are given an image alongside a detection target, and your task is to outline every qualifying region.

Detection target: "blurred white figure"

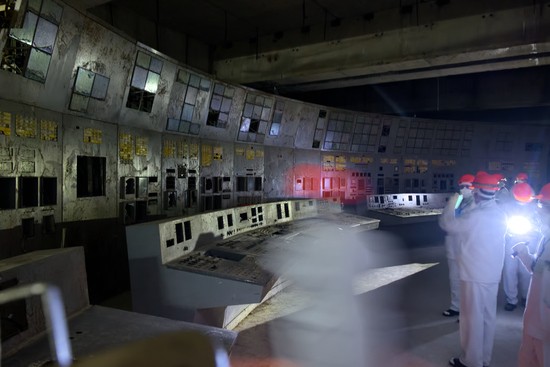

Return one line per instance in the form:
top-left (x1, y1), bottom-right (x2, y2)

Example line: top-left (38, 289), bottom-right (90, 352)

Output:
top-left (516, 183), bottom-right (550, 367)
top-left (262, 222), bottom-right (389, 367)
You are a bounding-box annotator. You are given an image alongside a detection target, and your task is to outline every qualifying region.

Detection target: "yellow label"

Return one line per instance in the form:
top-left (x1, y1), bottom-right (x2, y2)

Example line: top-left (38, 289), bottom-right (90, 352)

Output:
top-left (40, 120), bottom-right (58, 142)
top-left (163, 139), bottom-right (176, 158)
top-left (0, 112), bottom-right (11, 136)
top-left (15, 115), bottom-right (36, 138)
top-left (213, 146), bottom-right (223, 160)
top-left (84, 128), bottom-right (102, 144)
top-left (201, 144), bottom-right (212, 166)
top-left (135, 136), bottom-right (148, 156)
top-left (119, 133), bottom-right (133, 162)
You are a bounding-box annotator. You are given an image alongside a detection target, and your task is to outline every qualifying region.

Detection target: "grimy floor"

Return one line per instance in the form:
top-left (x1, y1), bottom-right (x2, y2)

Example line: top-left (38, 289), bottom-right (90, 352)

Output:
top-left (228, 228), bottom-right (525, 367)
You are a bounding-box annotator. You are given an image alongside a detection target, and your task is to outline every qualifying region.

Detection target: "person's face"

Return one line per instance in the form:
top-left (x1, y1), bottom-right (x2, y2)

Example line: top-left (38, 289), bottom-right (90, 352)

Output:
top-left (460, 185), bottom-right (473, 198)
top-left (473, 188), bottom-right (484, 203)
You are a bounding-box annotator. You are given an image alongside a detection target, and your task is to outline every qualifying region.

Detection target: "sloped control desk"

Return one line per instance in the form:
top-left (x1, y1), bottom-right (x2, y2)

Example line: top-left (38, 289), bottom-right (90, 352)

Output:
top-left (126, 199), bottom-right (379, 328)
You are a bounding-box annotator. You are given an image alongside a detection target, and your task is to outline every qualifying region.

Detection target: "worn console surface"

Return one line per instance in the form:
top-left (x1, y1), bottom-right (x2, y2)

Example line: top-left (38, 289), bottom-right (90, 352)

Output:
top-left (364, 193), bottom-right (449, 225)
top-left (126, 199), bottom-right (380, 328)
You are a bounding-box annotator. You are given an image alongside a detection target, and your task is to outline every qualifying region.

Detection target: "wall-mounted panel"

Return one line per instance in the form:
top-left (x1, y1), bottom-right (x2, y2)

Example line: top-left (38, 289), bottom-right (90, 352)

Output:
top-left (62, 115), bottom-right (117, 221)
top-left (199, 82), bottom-right (246, 142)
top-left (291, 149), bottom-right (321, 198)
top-left (161, 134), bottom-right (201, 216)
top-left (263, 98), bottom-right (302, 148)
top-left (264, 146), bottom-right (295, 199)
top-left (233, 143), bottom-right (265, 206)
top-left (118, 46), bottom-right (177, 132)
top-left (117, 125), bottom-right (162, 223)
top-left (293, 104), bottom-right (321, 150)
top-left (0, 4), bottom-right (78, 113)
top-left (68, 16), bottom-right (136, 123)
top-left (0, 99), bottom-right (63, 230)
top-left (199, 140), bottom-right (235, 211)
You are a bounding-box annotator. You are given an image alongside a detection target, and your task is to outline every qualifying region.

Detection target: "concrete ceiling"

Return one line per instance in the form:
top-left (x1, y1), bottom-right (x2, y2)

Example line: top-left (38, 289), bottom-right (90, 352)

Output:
top-left (80, 0), bottom-right (550, 122)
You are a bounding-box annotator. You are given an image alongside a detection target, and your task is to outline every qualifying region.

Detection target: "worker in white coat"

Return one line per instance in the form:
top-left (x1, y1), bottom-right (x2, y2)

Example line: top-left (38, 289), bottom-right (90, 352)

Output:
top-left (440, 173), bottom-right (476, 317)
top-left (440, 172), bottom-right (507, 367)
top-left (516, 182), bottom-right (550, 367)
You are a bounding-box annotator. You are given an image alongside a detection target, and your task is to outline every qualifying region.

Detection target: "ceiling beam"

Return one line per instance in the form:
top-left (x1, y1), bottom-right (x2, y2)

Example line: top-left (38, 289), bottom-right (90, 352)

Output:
top-left (63, 0), bottom-right (113, 11)
top-left (213, 3), bottom-right (550, 91)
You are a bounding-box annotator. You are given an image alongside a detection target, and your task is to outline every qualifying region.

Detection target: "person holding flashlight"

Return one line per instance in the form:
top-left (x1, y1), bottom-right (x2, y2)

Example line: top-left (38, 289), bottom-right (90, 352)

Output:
top-left (515, 183), bottom-right (550, 367)
top-left (440, 172), bottom-right (507, 367)
top-left (502, 182), bottom-right (538, 311)
top-left (440, 173), bottom-right (476, 318)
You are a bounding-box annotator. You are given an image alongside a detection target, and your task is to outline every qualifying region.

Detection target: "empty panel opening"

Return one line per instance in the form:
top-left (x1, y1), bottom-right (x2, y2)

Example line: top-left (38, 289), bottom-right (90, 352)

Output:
top-left (136, 201), bottom-right (147, 221)
top-left (205, 178), bottom-right (212, 191)
top-left (217, 216), bottom-right (224, 230)
top-left (239, 212), bottom-right (248, 222)
top-left (122, 202), bottom-right (135, 224)
top-left (203, 196), bottom-right (213, 211)
top-left (188, 176), bottom-right (197, 190)
top-left (254, 177), bottom-right (262, 191)
top-left (165, 191), bottom-right (177, 208)
top-left (166, 238), bottom-right (175, 248)
top-left (19, 177), bottom-right (38, 208)
top-left (42, 215), bottom-right (55, 234)
top-left (77, 156), bottom-right (106, 197)
top-left (166, 176), bottom-right (176, 190)
top-left (213, 177), bottom-right (222, 193)
top-left (284, 203), bottom-right (290, 218)
top-left (251, 207), bottom-right (256, 216)
top-left (184, 220), bottom-right (192, 240)
top-left (0, 177), bottom-right (16, 209)
top-left (175, 222), bottom-right (184, 243)
top-left (40, 177), bottom-right (57, 206)
top-left (276, 204), bottom-right (282, 219)
top-left (213, 195), bottom-right (222, 210)
top-left (21, 218), bottom-right (34, 238)
top-left (423, 195), bottom-right (428, 202)
top-left (236, 177), bottom-right (247, 192)
top-left (294, 202), bottom-right (300, 211)
top-left (227, 214), bottom-right (233, 227)
top-left (416, 195), bottom-right (420, 206)
top-left (125, 177), bottom-right (135, 195)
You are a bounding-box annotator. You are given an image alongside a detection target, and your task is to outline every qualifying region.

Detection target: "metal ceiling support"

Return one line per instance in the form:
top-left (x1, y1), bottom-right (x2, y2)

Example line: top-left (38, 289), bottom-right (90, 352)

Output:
top-left (213, 3), bottom-right (550, 92)
top-left (68, 0), bottom-right (113, 10)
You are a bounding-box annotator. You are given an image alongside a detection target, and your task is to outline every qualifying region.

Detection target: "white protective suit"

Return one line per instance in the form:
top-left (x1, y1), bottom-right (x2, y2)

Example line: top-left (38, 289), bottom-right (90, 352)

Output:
top-left (517, 208), bottom-right (550, 367)
top-left (439, 189), bottom-right (476, 313)
top-left (440, 195), bottom-right (507, 367)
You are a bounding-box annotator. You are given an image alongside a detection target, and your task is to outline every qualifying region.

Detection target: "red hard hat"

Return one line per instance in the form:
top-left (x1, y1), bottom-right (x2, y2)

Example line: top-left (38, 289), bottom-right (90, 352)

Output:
top-left (511, 182), bottom-right (534, 203)
top-left (472, 172), bottom-right (500, 191)
top-left (536, 183), bottom-right (550, 203)
top-left (458, 174), bottom-right (475, 187)
top-left (515, 172), bottom-right (528, 183)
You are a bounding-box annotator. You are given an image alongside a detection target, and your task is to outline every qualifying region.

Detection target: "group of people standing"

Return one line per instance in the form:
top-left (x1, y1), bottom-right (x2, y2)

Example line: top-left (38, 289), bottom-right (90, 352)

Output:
top-left (439, 171), bottom-right (550, 367)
